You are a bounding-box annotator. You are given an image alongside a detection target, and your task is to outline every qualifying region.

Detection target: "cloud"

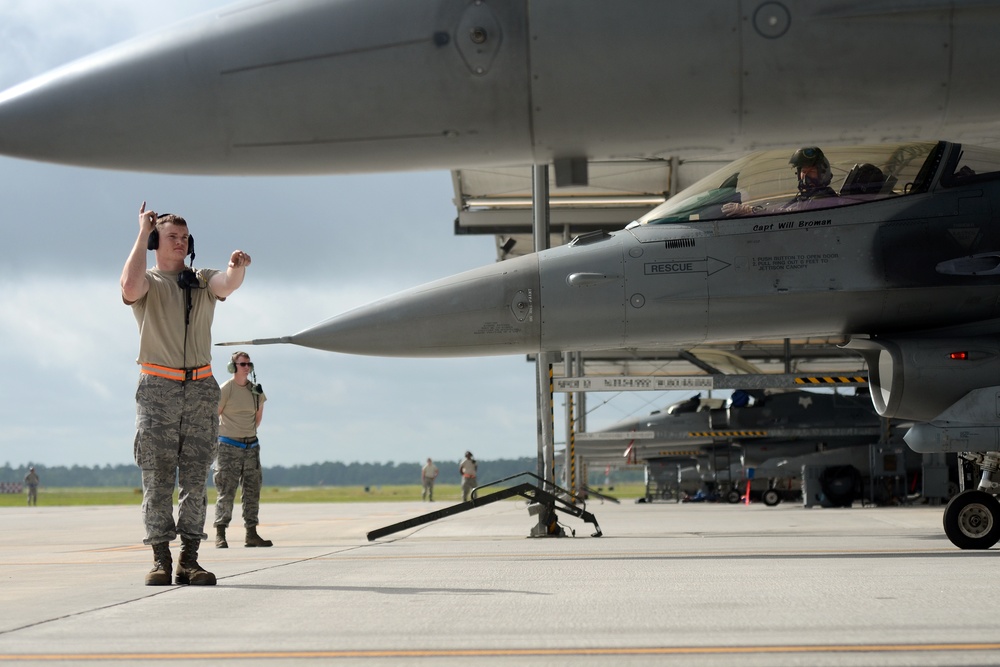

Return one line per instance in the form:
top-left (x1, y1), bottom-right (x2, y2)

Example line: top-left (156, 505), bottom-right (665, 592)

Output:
top-left (0, 1), bottom-right (226, 90)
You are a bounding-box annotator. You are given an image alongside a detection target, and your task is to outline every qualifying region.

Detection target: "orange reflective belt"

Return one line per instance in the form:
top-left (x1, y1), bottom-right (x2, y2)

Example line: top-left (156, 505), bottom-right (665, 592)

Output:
top-left (140, 363), bottom-right (213, 382)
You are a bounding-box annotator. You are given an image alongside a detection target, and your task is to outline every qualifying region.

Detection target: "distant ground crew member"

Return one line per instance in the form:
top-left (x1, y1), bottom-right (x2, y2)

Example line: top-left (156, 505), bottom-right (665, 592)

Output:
top-left (421, 458), bottom-right (439, 501)
top-left (214, 351), bottom-right (272, 548)
top-left (24, 467), bottom-right (39, 506)
top-left (459, 451), bottom-right (477, 502)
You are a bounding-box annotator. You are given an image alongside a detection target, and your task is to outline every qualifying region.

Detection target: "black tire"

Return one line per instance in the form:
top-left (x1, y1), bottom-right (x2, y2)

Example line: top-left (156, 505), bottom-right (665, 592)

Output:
top-left (726, 489), bottom-right (741, 504)
top-left (943, 490), bottom-right (1000, 549)
top-left (819, 465), bottom-right (859, 507)
top-left (762, 488), bottom-right (781, 507)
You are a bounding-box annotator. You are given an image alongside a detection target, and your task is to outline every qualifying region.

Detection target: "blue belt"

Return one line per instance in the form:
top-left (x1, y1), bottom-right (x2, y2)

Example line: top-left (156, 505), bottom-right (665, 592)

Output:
top-left (219, 436), bottom-right (259, 449)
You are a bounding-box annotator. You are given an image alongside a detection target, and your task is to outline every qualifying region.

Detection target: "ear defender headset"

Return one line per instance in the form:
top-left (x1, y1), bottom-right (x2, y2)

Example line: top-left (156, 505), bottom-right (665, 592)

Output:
top-left (228, 352), bottom-right (264, 395)
top-left (147, 213), bottom-right (195, 257)
top-left (148, 212), bottom-right (200, 290)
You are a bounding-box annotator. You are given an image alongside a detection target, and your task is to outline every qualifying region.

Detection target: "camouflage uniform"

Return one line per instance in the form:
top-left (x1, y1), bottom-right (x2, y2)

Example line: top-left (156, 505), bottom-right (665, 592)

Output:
top-left (459, 455), bottom-right (477, 502)
top-left (128, 265), bottom-right (223, 548)
top-left (134, 373), bottom-right (220, 544)
top-left (24, 469), bottom-right (39, 506)
top-left (213, 440), bottom-right (263, 528)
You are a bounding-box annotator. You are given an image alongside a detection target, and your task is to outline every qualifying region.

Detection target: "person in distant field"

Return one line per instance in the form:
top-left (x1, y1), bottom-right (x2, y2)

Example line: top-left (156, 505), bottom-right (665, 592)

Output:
top-left (459, 451), bottom-right (478, 502)
top-left (421, 458), bottom-right (439, 502)
top-left (213, 351), bottom-right (272, 548)
top-left (24, 467), bottom-right (39, 506)
top-left (121, 202), bottom-right (251, 586)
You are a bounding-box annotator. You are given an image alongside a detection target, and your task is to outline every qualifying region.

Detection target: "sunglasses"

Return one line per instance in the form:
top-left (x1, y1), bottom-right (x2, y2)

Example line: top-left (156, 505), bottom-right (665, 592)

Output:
top-left (236, 362), bottom-right (254, 368)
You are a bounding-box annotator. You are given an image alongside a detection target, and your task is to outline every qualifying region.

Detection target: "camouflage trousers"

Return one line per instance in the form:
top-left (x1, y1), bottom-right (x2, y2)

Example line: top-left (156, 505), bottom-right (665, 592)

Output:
top-left (213, 441), bottom-right (263, 528)
top-left (133, 373), bottom-right (220, 545)
top-left (461, 476), bottom-right (477, 502)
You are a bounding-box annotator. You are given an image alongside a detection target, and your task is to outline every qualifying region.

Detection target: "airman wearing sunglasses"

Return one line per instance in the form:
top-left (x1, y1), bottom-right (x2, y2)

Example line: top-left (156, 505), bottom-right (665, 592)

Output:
top-left (214, 351), bottom-right (272, 548)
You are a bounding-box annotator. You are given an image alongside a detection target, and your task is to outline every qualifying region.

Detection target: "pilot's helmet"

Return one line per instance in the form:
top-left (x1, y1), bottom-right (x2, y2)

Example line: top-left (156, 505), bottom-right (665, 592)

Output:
top-left (789, 146), bottom-right (832, 187)
top-left (851, 163), bottom-right (885, 195)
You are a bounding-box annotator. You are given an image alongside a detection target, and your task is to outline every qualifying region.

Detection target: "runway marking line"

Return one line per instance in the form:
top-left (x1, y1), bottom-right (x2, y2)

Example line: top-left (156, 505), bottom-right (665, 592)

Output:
top-left (311, 546), bottom-right (966, 560)
top-left (3, 643), bottom-right (1000, 660)
top-left (0, 546), bottom-right (968, 567)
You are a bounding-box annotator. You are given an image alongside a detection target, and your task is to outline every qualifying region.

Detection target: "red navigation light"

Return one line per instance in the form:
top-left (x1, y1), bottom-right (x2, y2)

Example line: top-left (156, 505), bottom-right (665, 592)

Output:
top-left (950, 351), bottom-right (970, 360)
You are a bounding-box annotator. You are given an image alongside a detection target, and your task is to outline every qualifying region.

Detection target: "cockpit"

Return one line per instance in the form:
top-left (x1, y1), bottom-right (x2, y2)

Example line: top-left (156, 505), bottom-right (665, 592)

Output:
top-left (630, 141), bottom-right (1000, 225)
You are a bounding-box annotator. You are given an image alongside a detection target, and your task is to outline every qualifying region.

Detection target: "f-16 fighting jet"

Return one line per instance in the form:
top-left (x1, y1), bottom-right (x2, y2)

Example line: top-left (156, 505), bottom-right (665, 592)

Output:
top-left (579, 390), bottom-right (921, 507)
top-left (251, 140), bottom-right (1000, 548)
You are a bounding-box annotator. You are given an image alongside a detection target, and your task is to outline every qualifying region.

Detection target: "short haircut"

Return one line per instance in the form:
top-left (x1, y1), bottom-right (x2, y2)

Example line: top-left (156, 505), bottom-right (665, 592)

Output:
top-left (155, 213), bottom-right (187, 229)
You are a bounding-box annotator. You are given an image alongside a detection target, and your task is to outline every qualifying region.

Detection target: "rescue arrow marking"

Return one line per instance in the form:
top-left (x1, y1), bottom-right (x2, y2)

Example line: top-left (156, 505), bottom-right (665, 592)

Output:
top-left (644, 257), bottom-right (731, 276)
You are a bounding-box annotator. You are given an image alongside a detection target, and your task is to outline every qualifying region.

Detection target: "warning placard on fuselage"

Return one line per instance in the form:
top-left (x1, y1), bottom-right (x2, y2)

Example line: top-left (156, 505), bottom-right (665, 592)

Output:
top-left (554, 376), bottom-right (715, 392)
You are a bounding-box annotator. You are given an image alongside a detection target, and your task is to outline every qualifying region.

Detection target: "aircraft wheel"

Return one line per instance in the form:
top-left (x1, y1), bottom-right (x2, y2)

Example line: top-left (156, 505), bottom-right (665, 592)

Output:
top-left (762, 488), bottom-right (781, 507)
top-left (943, 490), bottom-right (1000, 550)
top-left (820, 465), bottom-right (858, 507)
top-left (726, 489), bottom-right (741, 504)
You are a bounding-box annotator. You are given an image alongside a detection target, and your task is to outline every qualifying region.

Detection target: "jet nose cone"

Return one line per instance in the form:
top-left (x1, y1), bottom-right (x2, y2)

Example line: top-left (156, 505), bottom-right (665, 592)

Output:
top-left (0, 17), bottom-right (226, 172)
top-left (0, 0), bottom-right (533, 174)
top-left (288, 254), bottom-right (541, 357)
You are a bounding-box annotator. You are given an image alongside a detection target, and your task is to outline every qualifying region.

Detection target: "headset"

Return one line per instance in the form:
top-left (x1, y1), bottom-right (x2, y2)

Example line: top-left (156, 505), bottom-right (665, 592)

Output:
top-left (227, 351), bottom-right (264, 395)
top-left (148, 212), bottom-right (200, 292)
top-left (147, 213), bottom-right (195, 258)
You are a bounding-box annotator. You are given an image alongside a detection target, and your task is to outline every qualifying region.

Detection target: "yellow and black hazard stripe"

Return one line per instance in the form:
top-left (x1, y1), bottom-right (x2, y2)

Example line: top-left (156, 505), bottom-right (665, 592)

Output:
top-left (687, 431), bottom-right (768, 437)
top-left (793, 375), bottom-right (867, 385)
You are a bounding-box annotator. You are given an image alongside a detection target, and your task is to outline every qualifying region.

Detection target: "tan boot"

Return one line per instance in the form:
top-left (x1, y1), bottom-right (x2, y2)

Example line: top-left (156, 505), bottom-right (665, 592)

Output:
top-left (175, 537), bottom-right (216, 586)
top-left (144, 542), bottom-right (172, 586)
top-left (215, 525), bottom-right (228, 549)
top-left (245, 526), bottom-right (273, 547)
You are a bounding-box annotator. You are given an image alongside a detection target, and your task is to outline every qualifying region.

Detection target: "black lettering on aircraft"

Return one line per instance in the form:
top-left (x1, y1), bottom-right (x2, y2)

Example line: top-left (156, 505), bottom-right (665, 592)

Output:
top-left (644, 257), bottom-right (731, 276)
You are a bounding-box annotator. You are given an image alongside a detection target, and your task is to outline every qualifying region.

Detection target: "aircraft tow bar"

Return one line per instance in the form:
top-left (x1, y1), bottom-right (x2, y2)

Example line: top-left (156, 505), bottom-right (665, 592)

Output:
top-left (366, 472), bottom-right (602, 541)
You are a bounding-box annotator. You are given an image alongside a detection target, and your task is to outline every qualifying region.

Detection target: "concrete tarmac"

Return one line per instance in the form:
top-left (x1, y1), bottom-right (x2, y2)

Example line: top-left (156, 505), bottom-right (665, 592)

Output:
top-left (2, 496), bottom-right (1000, 666)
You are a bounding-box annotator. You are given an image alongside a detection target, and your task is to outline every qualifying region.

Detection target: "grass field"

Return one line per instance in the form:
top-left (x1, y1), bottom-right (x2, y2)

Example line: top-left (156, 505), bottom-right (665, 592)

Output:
top-left (0, 483), bottom-right (647, 507)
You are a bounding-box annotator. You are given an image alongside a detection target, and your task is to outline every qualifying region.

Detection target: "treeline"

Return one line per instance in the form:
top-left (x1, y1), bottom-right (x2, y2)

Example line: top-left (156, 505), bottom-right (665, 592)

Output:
top-left (0, 458), bottom-right (548, 488)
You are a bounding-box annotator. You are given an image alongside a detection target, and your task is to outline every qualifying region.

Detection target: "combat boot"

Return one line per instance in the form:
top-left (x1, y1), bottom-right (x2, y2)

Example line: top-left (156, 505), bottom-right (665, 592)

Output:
top-left (145, 542), bottom-right (172, 586)
top-left (175, 537), bottom-right (216, 586)
top-left (245, 525), bottom-right (273, 547)
top-left (215, 525), bottom-right (228, 549)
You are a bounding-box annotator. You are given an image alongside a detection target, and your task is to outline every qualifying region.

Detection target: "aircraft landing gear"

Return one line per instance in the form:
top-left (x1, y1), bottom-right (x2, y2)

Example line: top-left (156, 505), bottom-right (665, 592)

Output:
top-left (943, 490), bottom-right (1000, 549)
top-left (945, 452), bottom-right (1000, 549)
top-left (762, 488), bottom-right (782, 507)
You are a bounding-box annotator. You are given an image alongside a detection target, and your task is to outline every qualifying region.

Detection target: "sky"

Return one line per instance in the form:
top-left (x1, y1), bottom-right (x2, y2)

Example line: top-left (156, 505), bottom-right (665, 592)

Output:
top-left (0, 1), bottom-right (687, 469)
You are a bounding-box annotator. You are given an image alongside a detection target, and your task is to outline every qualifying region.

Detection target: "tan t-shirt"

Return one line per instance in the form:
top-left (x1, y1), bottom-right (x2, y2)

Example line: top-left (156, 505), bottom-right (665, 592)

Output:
top-left (218, 378), bottom-right (267, 438)
top-left (128, 267), bottom-right (222, 368)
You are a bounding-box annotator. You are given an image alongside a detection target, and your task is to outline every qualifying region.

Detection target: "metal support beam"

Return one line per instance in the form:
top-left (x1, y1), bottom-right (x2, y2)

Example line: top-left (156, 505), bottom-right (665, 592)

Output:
top-left (532, 164), bottom-right (558, 536)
